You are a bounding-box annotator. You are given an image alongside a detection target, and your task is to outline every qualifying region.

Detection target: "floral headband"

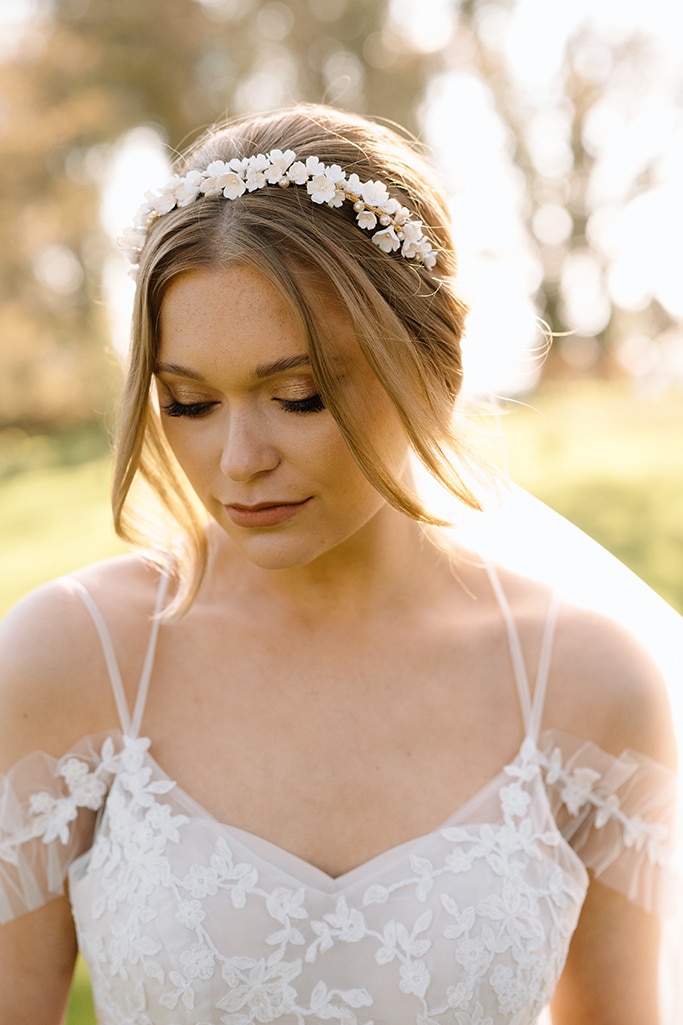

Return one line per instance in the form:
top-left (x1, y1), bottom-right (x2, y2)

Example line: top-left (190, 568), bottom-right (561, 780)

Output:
top-left (118, 148), bottom-right (437, 271)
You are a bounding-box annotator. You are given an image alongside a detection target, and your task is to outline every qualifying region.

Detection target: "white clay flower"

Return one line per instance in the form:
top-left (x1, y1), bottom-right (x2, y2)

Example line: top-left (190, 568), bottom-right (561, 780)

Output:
top-left (265, 148), bottom-right (296, 183)
top-left (423, 249), bottom-right (437, 270)
top-left (219, 172), bottom-right (247, 200)
top-left (307, 174), bottom-right (338, 204)
top-left (356, 209), bottom-right (377, 230)
top-left (174, 170), bottom-right (203, 206)
top-left (201, 161), bottom-right (234, 197)
top-left (244, 157), bottom-right (269, 191)
top-left (303, 155), bottom-right (326, 176)
top-left (324, 163), bottom-right (346, 184)
top-left (285, 160), bottom-right (310, 185)
top-left (117, 226), bottom-right (146, 259)
top-left (120, 149), bottom-right (438, 270)
top-left (248, 153), bottom-right (271, 173)
top-left (372, 226), bottom-right (401, 253)
top-left (326, 187), bottom-right (346, 208)
top-left (361, 179), bottom-right (391, 207)
top-left (144, 186), bottom-right (176, 216)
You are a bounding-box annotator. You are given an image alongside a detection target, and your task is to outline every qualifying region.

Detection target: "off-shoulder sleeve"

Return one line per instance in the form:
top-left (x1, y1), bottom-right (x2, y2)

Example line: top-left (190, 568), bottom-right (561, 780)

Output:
top-left (0, 732), bottom-right (121, 923)
top-left (536, 730), bottom-right (680, 917)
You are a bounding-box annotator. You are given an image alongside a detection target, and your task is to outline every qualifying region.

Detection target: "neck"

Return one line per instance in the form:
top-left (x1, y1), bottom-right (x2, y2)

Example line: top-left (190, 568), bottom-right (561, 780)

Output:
top-left (203, 504), bottom-right (455, 627)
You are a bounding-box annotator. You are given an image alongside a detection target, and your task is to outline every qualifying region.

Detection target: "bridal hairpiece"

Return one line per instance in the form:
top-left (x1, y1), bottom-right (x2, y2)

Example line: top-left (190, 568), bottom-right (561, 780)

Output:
top-left (118, 148), bottom-right (437, 271)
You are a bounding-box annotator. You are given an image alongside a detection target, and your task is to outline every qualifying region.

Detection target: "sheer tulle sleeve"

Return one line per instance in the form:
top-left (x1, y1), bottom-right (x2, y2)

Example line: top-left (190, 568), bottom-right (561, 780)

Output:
top-left (536, 730), bottom-right (679, 917)
top-left (533, 731), bottom-right (682, 1024)
top-left (0, 732), bottom-right (121, 923)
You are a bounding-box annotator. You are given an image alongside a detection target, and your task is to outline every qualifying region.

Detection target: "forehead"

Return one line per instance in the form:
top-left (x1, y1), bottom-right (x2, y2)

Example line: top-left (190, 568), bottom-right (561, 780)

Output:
top-left (157, 263), bottom-right (357, 370)
top-left (159, 264), bottom-right (300, 346)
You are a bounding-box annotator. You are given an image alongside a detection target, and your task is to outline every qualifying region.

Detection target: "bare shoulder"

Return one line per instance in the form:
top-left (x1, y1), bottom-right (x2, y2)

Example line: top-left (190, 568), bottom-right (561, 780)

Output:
top-left (0, 554), bottom-right (163, 769)
top-left (485, 562), bottom-right (676, 769)
top-left (548, 598), bottom-right (676, 769)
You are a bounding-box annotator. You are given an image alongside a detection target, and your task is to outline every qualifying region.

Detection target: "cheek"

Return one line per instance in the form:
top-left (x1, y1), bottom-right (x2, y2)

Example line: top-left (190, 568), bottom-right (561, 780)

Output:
top-left (325, 440), bottom-right (390, 516)
top-left (343, 399), bottom-right (410, 486)
top-left (160, 422), bottom-right (215, 487)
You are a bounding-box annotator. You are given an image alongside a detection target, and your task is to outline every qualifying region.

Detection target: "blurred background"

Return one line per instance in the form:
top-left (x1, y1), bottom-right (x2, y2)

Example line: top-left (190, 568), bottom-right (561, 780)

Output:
top-left (0, 1), bottom-right (681, 1018)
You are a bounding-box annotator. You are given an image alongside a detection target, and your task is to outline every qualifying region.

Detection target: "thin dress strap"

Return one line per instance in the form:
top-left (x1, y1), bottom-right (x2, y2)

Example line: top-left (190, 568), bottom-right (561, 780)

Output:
top-left (529, 590), bottom-right (561, 741)
top-left (485, 562), bottom-right (561, 742)
top-left (66, 570), bottom-right (170, 738)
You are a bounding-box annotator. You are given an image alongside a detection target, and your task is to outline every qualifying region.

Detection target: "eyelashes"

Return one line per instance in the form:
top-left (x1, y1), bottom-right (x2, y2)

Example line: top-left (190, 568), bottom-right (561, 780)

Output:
top-left (160, 394), bottom-right (326, 419)
top-left (161, 399), bottom-right (217, 419)
top-left (279, 394), bottom-right (326, 415)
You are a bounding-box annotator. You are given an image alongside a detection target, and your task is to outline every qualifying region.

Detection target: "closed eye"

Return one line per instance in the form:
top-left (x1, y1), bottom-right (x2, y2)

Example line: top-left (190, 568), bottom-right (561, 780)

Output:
top-left (278, 394), bottom-right (326, 415)
top-left (161, 399), bottom-right (219, 419)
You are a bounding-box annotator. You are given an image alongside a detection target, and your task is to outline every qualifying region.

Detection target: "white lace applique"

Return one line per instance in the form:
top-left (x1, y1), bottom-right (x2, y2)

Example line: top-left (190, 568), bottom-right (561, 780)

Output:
top-left (2, 728), bottom-right (677, 1023)
top-left (0, 737), bottom-right (120, 867)
top-left (532, 740), bottom-right (673, 864)
top-left (67, 737), bottom-right (594, 1025)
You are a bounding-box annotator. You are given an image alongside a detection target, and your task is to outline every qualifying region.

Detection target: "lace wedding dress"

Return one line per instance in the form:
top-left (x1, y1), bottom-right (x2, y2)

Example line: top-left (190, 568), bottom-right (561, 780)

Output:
top-left (0, 568), bottom-right (678, 1025)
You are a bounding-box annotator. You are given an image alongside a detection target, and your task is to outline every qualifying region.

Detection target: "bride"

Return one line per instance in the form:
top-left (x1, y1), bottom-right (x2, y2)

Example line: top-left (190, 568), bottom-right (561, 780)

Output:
top-left (0, 104), bottom-right (679, 1025)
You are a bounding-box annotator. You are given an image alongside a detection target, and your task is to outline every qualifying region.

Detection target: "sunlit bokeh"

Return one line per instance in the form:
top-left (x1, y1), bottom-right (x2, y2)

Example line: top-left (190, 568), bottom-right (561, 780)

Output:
top-left (88, 0), bottom-right (683, 397)
top-left (100, 126), bottom-right (171, 357)
top-left (416, 0), bottom-right (683, 394)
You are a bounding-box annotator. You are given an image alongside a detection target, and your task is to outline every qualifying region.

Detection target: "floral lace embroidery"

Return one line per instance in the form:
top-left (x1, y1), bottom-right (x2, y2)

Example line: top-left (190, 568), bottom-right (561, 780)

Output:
top-left (2, 735), bottom-right (674, 1024)
top-left (65, 738), bottom-right (595, 1025)
top-left (526, 740), bottom-right (672, 863)
top-left (0, 738), bottom-right (119, 866)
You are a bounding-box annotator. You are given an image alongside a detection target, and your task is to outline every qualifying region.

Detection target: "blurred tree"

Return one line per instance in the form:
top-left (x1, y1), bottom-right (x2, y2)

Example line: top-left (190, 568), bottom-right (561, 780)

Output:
top-left (0, 0), bottom-right (438, 429)
top-left (0, 0), bottom-right (681, 427)
top-left (430, 1), bottom-right (683, 381)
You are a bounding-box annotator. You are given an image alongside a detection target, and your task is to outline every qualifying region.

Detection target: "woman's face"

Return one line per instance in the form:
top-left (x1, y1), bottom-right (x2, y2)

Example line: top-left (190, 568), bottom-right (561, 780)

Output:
top-left (155, 263), bottom-right (410, 573)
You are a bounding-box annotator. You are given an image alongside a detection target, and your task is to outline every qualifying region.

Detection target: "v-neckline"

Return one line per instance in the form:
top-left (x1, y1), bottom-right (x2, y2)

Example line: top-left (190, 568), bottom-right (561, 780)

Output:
top-left (133, 736), bottom-right (538, 894)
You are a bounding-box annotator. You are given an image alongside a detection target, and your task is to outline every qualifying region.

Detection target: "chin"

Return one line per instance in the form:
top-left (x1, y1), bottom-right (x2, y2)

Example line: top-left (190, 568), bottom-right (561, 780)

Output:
top-left (220, 530), bottom-right (326, 572)
top-left (214, 503), bottom-right (388, 572)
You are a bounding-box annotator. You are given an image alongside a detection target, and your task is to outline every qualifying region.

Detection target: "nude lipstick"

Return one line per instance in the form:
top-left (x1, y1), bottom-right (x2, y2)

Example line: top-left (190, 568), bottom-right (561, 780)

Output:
top-left (224, 499), bottom-right (311, 528)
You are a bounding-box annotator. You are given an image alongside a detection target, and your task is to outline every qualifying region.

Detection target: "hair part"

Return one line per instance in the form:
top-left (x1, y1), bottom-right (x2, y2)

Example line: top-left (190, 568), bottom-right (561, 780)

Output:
top-left (112, 104), bottom-right (484, 615)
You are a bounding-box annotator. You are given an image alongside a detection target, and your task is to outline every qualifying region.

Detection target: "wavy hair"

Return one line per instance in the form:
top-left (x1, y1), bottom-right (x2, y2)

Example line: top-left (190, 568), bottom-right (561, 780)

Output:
top-left (112, 104), bottom-right (482, 613)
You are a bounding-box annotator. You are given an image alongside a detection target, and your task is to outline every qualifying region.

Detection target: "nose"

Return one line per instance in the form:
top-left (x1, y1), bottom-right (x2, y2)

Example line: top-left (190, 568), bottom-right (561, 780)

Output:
top-left (219, 407), bottom-right (280, 482)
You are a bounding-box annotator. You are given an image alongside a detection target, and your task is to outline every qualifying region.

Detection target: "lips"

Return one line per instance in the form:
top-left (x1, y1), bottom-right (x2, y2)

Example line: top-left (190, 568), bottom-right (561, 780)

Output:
top-left (224, 498), bottom-right (311, 528)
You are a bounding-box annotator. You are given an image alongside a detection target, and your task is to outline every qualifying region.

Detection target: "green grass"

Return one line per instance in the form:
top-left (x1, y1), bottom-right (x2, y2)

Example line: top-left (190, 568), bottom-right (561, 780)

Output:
top-left (0, 457), bottom-right (125, 615)
top-left (497, 383), bottom-right (683, 613)
top-left (0, 424), bottom-right (124, 616)
top-left (65, 957), bottom-right (97, 1025)
top-left (0, 384), bottom-right (681, 1021)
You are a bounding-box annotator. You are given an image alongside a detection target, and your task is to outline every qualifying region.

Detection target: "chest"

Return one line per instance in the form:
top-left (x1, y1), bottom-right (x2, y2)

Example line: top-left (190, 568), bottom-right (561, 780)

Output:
top-left (136, 614), bottom-right (528, 878)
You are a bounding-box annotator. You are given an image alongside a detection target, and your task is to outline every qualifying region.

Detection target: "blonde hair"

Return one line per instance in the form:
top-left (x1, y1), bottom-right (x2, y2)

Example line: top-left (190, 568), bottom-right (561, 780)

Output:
top-left (113, 104), bottom-right (481, 612)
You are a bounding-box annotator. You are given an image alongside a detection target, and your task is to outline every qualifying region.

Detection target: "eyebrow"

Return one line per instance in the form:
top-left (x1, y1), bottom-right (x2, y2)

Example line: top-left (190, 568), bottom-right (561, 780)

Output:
top-left (255, 354), bottom-right (312, 378)
top-left (153, 355), bottom-right (312, 381)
